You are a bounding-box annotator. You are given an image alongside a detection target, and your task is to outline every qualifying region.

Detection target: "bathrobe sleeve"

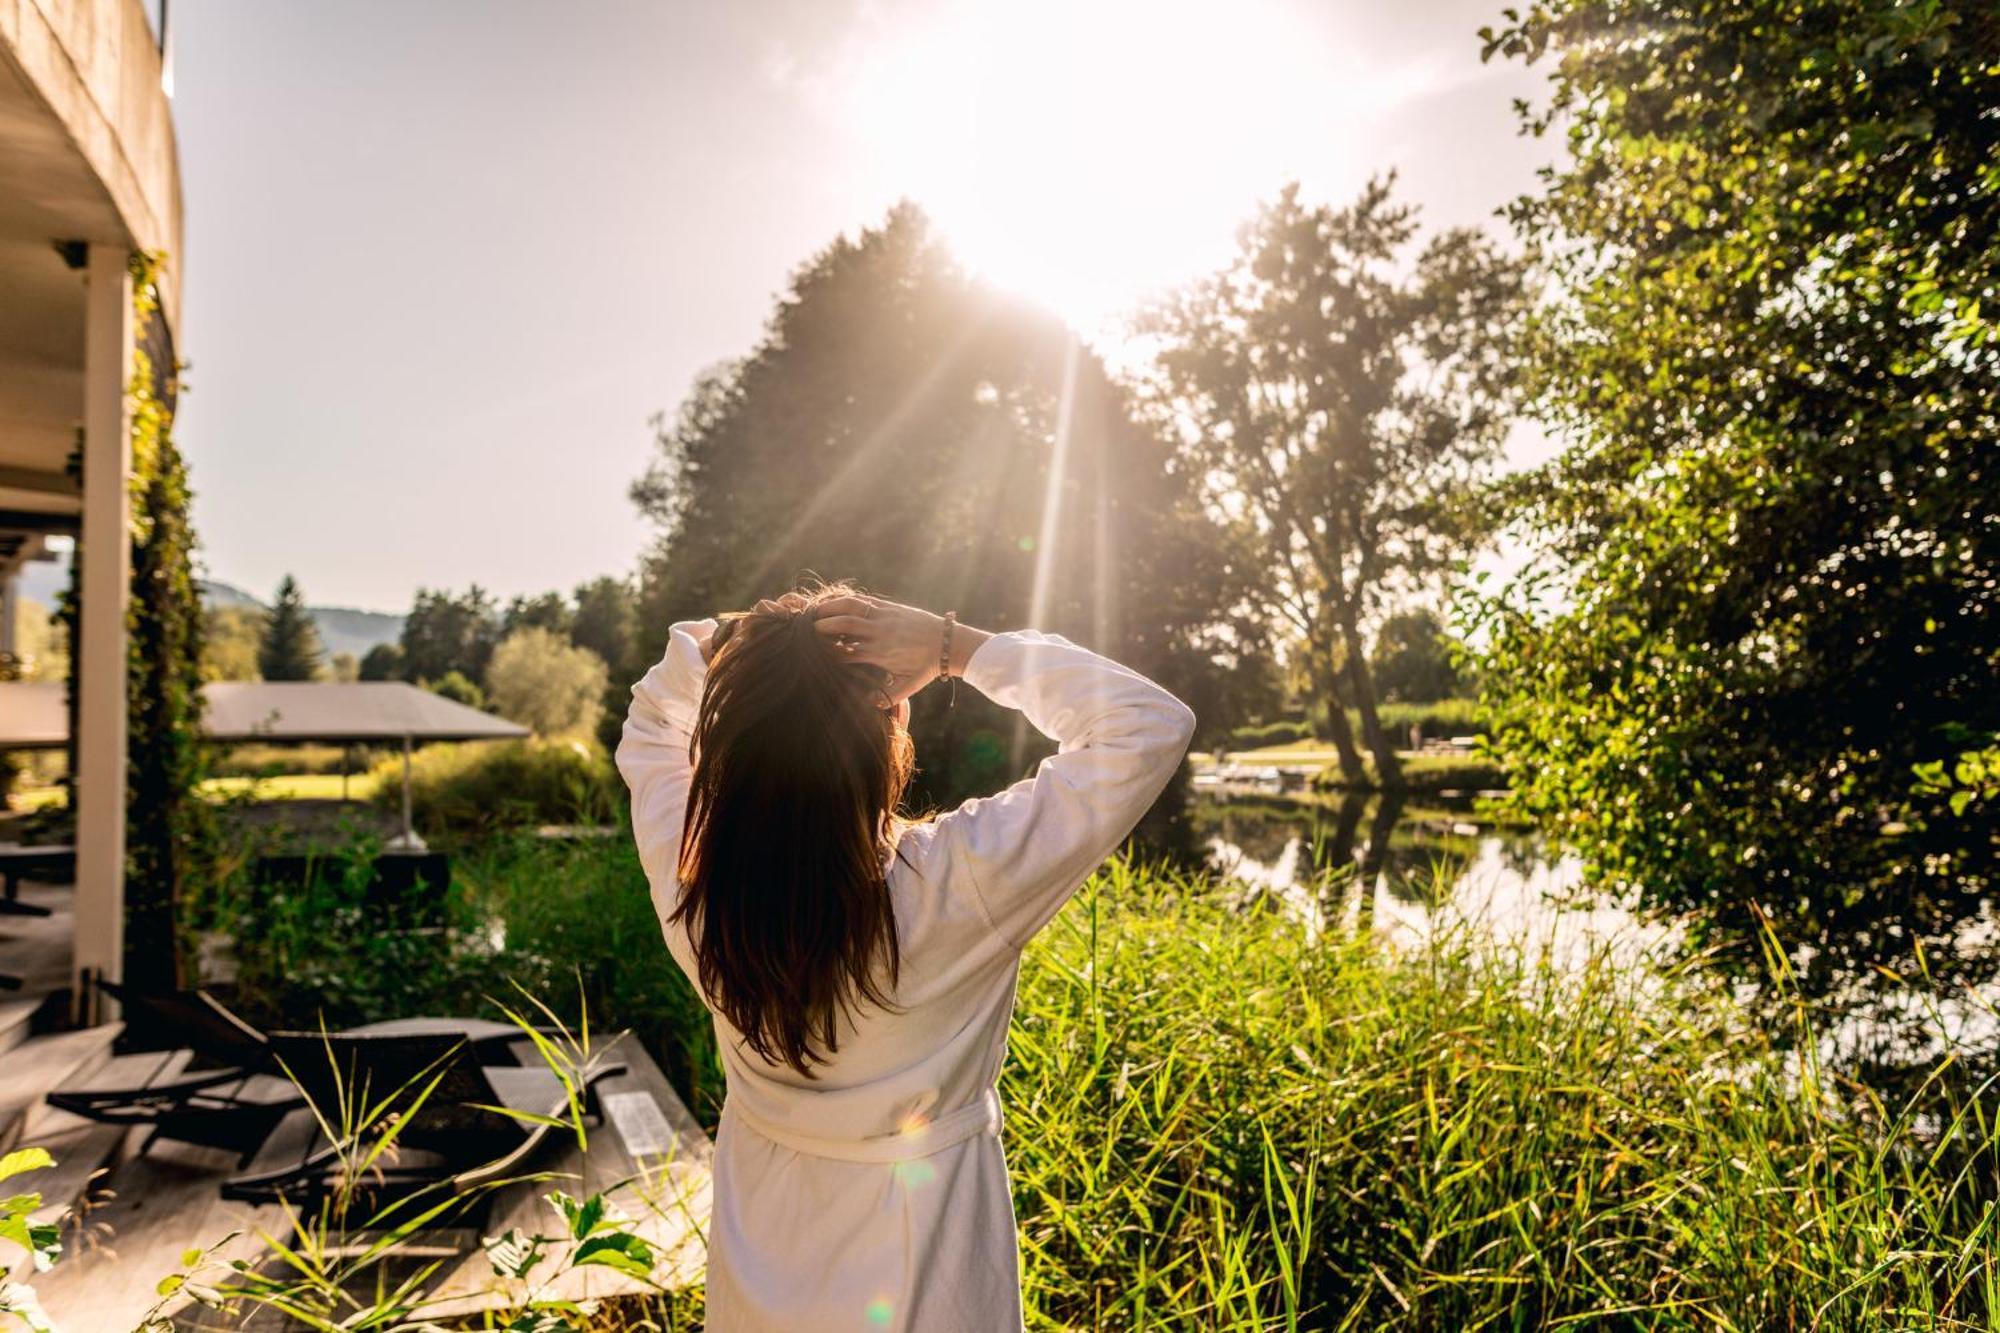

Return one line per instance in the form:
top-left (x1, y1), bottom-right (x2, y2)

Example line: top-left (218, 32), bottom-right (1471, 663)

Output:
top-left (615, 618), bottom-right (716, 911)
top-left (933, 631), bottom-right (1197, 949)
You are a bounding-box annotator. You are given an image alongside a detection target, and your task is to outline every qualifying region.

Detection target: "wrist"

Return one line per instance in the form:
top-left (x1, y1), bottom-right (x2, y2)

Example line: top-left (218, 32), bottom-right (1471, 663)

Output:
top-left (945, 622), bottom-right (991, 678)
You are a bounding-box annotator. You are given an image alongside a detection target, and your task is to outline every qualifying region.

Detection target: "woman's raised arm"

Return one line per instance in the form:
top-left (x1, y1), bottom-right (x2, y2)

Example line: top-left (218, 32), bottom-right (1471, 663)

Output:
top-left (817, 595), bottom-right (1196, 949)
top-left (615, 618), bottom-right (715, 909)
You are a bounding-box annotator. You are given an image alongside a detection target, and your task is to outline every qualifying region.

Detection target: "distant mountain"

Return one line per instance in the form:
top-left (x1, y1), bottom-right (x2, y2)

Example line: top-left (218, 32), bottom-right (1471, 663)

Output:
top-left (200, 580), bottom-right (404, 661)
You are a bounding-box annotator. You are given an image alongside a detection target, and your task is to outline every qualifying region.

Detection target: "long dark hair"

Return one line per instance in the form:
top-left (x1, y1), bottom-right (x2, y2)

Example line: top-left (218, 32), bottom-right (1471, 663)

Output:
top-left (670, 585), bottom-right (914, 1076)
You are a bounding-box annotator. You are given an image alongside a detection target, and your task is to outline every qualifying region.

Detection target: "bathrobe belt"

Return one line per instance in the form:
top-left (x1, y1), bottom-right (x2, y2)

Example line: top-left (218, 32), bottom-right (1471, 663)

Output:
top-left (726, 1086), bottom-right (1003, 1164)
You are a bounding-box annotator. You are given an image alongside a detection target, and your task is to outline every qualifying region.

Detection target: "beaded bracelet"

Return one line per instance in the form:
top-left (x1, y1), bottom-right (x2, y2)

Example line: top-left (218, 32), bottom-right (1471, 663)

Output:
top-left (940, 611), bottom-right (957, 707)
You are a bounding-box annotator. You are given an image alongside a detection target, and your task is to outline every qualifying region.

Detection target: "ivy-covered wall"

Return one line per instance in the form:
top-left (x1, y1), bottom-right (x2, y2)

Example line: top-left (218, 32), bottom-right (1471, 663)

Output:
top-left (62, 253), bottom-right (210, 994)
top-left (124, 252), bottom-right (210, 993)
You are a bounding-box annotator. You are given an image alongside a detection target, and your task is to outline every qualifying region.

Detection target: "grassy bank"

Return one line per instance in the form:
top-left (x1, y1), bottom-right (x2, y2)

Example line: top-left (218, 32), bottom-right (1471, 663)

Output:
top-left (215, 838), bottom-right (1998, 1329)
top-left (999, 862), bottom-right (1999, 1329)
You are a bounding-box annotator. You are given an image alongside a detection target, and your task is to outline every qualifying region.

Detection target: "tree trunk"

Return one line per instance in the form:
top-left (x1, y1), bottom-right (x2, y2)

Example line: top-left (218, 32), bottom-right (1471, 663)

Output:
top-left (1356, 789), bottom-right (1407, 925)
top-left (1337, 613), bottom-right (1403, 792)
top-left (1311, 646), bottom-right (1368, 787)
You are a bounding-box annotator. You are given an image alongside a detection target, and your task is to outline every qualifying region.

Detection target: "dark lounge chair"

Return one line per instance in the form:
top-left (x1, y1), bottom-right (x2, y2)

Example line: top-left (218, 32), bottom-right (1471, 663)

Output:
top-left (0, 843), bottom-right (71, 919)
top-left (220, 1029), bottom-right (626, 1206)
top-left (45, 982), bottom-right (542, 1160)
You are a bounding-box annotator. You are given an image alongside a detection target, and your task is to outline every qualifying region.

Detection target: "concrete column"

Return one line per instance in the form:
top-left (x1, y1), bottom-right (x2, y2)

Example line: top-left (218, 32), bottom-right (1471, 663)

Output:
top-left (0, 572), bottom-right (16, 659)
top-left (73, 244), bottom-right (133, 1022)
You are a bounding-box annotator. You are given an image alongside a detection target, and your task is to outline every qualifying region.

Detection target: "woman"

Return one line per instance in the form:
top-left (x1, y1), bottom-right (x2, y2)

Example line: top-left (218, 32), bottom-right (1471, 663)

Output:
top-left (616, 585), bottom-right (1195, 1331)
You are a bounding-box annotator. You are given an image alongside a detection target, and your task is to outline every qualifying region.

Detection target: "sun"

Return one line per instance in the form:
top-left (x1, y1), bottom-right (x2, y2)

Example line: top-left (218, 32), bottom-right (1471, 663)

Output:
top-left (830, 0), bottom-right (1383, 334)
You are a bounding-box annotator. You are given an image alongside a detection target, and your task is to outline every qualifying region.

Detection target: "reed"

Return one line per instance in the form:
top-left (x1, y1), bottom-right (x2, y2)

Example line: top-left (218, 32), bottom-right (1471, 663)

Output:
top-left (224, 835), bottom-right (2000, 1329)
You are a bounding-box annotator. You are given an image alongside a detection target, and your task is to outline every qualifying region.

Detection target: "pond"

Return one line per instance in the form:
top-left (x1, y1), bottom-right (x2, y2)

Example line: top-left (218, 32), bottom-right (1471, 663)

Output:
top-left (1193, 784), bottom-right (1666, 966)
top-left (1196, 784), bottom-right (2000, 1083)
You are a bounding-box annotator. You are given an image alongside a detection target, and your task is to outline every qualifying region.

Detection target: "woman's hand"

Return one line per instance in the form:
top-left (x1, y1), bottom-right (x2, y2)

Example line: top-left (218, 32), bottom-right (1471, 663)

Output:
top-left (812, 593), bottom-right (990, 705)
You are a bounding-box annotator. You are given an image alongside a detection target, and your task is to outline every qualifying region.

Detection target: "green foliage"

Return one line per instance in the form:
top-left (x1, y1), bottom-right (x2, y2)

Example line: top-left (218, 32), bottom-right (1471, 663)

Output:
top-left (1227, 718), bottom-right (1315, 749)
top-left (631, 204), bottom-right (1230, 812)
top-left (371, 739), bottom-right (619, 839)
top-left (207, 837), bottom-right (2000, 1329)
top-left (199, 603), bottom-right (262, 682)
top-left (1312, 751), bottom-right (1507, 794)
top-left (218, 832), bottom-right (494, 1028)
top-left (357, 641), bottom-right (404, 681)
top-left (504, 590), bottom-right (573, 639)
top-left (123, 253), bottom-right (212, 994)
top-left (1136, 179), bottom-right (1526, 789)
top-left (205, 742), bottom-right (372, 779)
top-left (1230, 701), bottom-right (1485, 754)
top-left (255, 574), bottom-right (323, 681)
top-left (1002, 863), bottom-right (2000, 1329)
top-left (1368, 607), bottom-right (1463, 704)
top-left (485, 626), bottom-right (608, 738)
top-left (399, 585), bottom-right (500, 684)
top-left (422, 669), bottom-right (485, 711)
top-left (571, 575), bottom-right (637, 677)
top-left (1375, 697), bottom-right (1484, 742)
top-left (224, 829), bottom-right (723, 1127)
top-left (1474, 0), bottom-right (2000, 999)
top-left (0, 1148), bottom-right (59, 1332)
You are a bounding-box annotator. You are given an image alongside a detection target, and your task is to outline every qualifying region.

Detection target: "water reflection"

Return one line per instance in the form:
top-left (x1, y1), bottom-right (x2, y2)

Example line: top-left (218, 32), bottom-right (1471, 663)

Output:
top-left (1197, 789), bottom-right (1660, 971)
top-left (1198, 789), bottom-right (2000, 1090)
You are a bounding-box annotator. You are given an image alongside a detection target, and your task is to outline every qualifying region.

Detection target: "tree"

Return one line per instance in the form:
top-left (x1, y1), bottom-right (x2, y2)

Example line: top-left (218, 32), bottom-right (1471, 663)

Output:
top-left (633, 204), bottom-right (1234, 814)
top-left (425, 670), bottom-right (486, 711)
top-left (504, 591), bottom-right (573, 639)
top-left (358, 642), bottom-right (404, 681)
top-left (399, 586), bottom-right (499, 685)
top-left (1370, 608), bottom-right (1463, 705)
top-left (570, 575), bottom-right (636, 677)
top-left (1476, 0), bottom-right (2000, 998)
top-left (1138, 180), bottom-right (1524, 789)
top-left (485, 626), bottom-right (609, 738)
top-left (200, 604), bottom-right (263, 681)
top-left (328, 651), bottom-right (359, 682)
top-left (257, 575), bottom-right (323, 681)
top-left (573, 575), bottom-right (640, 752)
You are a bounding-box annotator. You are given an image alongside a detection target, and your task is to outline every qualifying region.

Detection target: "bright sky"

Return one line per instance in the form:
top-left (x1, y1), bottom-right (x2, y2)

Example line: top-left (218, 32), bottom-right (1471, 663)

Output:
top-left (169, 0), bottom-right (1551, 612)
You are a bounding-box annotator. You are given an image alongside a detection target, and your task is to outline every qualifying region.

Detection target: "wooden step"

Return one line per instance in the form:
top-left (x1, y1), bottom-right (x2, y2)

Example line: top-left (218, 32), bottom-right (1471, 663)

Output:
top-left (0, 1024), bottom-right (121, 1148)
top-left (0, 997), bottom-right (37, 1055)
top-left (1, 1048), bottom-right (197, 1284)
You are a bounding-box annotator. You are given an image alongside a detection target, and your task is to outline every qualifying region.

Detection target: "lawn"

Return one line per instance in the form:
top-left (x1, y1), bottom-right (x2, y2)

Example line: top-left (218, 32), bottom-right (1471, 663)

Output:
top-left (200, 771), bottom-right (382, 802)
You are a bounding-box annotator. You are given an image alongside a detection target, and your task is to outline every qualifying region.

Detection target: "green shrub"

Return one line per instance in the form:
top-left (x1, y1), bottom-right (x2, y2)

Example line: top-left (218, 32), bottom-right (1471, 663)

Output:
top-left (1231, 702), bottom-right (1485, 756)
top-left (206, 742), bottom-right (379, 779)
top-left (1227, 719), bottom-right (1315, 749)
top-left (1375, 696), bottom-right (1484, 741)
top-left (454, 832), bottom-right (725, 1124)
top-left (1313, 752), bottom-right (1508, 793)
top-left (371, 738), bottom-right (620, 838)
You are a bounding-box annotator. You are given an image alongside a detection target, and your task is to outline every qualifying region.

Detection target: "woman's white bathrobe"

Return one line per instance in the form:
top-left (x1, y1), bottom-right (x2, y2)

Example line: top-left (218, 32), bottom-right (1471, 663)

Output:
top-left (616, 624), bottom-right (1196, 1332)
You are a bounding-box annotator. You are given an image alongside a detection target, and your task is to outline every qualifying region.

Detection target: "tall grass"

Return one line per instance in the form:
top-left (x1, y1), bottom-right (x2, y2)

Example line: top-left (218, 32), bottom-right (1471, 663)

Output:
top-left (218, 834), bottom-right (2000, 1329)
top-left (1001, 861), bottom-right (2000, 1330)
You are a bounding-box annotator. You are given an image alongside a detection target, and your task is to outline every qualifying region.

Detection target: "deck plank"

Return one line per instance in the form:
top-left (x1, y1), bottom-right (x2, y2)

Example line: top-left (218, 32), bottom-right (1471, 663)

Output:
top-left (19, 1032), bottom-right (711, 1328)
top-left (27, 1114), bottom-right (315, 1331)
top-left (419, 1030), bottom-right (712, 1319)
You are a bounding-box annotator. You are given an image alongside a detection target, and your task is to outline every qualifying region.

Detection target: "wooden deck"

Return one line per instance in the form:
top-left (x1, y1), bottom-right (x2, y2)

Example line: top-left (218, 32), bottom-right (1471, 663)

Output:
top-left (0, 870), bottom-right (713, 1329)
top-left (19, 1029), bottom-right (712, 1328)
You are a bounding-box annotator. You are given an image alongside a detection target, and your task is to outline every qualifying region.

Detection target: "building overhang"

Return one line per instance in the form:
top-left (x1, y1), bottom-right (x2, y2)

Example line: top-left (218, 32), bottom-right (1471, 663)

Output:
top-left (0, 0), bottom-right (183, 497)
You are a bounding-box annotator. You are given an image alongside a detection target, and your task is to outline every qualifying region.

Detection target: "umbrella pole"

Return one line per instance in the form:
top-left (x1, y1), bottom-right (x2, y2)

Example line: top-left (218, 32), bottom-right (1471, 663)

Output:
top-left (389, 733), bottom-right (425, 852)
top-left (401, 734), bottom-right (413, 843)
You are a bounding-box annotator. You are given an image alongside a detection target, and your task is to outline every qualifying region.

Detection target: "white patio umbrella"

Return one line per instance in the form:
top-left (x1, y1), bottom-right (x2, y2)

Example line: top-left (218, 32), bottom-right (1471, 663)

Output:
top-left (0, 680), bottom-right (531, 850)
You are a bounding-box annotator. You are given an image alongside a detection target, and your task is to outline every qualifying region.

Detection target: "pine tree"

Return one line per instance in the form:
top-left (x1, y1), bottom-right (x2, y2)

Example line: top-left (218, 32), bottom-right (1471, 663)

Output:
top-left (258, 574), bottom-right (324, 681)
